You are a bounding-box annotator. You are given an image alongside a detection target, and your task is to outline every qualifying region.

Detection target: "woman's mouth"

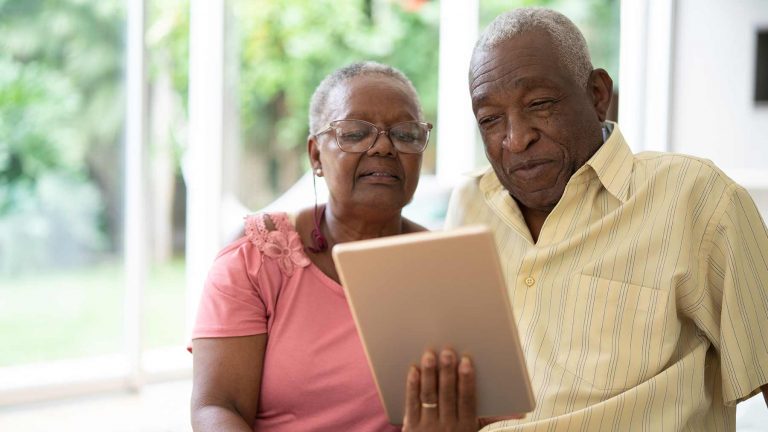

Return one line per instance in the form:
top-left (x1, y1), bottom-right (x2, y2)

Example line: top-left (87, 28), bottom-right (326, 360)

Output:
top-left (358, 170), bottom-right (401, 183)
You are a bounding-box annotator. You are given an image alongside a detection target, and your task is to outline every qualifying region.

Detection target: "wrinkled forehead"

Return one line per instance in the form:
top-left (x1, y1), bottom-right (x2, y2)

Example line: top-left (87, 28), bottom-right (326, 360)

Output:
top-left (469, 35), bottom-right (573, 100)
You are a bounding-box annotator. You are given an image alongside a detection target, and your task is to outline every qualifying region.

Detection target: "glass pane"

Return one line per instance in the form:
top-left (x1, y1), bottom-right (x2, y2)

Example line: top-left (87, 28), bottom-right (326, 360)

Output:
top-left (0, 0), bottom-right (126, 367)
top-left (143, 0), bottom-right (189, 356)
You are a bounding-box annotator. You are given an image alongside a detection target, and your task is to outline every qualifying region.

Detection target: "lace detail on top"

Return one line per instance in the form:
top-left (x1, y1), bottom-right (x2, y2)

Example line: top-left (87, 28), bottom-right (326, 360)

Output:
top-left (245, 213), bottom-right (310, 276)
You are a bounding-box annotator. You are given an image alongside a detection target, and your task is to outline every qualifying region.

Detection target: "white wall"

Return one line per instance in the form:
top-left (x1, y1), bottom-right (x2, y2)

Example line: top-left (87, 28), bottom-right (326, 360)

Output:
top-left (671, 0), bottom-right (768, 180)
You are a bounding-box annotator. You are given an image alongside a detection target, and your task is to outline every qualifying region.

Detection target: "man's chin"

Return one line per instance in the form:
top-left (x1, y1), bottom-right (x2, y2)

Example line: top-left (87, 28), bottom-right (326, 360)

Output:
top-left (509, 188), bottom-right (563, 213)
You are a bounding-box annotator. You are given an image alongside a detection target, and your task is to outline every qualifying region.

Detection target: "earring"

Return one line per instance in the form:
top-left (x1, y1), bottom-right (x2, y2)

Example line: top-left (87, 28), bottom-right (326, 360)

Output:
top-left (315, 167), bottom-right (323, 177)
top-left (307, 174), bottom-right (328, 253)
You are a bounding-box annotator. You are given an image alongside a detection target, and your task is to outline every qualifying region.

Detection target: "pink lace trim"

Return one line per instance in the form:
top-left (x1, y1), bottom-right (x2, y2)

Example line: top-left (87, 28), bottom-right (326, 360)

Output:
top-left (244, 213), bottom-right (310, 276)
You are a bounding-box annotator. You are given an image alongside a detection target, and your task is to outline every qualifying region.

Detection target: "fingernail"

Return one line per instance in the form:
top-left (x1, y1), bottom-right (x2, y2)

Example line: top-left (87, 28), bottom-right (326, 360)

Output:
top-left (440, 349), bottom-right (454, 366)
top-left (423, 351), bottom-right (436, 367)
top-left (459, 356), bottom-right (471, 373)
top-left (408, 365), bottom-right (419, 383)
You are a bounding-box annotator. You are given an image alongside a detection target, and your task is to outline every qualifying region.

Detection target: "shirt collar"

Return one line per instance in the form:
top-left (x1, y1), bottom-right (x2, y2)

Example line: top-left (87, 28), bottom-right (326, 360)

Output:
top-left (477, 122), bottom-right (634, 203)
top-left (583, 122), bottom-right (633, 203)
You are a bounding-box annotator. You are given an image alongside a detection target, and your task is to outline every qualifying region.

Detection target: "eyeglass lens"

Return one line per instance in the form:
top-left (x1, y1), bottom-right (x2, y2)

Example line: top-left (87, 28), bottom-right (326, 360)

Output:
top-left (332, 120), bottom-right (428, 153)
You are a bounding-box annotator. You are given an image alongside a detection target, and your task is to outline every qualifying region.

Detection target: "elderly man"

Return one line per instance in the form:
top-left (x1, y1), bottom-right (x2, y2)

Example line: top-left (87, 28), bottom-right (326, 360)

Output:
top-left (446, 7), bottom-right (768, 431)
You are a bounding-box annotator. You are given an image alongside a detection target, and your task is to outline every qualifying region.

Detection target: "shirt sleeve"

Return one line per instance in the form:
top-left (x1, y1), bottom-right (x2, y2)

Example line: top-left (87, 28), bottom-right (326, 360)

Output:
top-left (444, 175), bottom-right (480, 229)
top-left (703, 184), bottom-right (768, 405)
top-left (191, 238), bottom-right (269, 340)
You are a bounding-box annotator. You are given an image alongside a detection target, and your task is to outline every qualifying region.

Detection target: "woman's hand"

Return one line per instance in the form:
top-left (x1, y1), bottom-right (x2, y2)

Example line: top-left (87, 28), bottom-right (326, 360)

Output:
top-left (402, 349), bottom-right (478, 432)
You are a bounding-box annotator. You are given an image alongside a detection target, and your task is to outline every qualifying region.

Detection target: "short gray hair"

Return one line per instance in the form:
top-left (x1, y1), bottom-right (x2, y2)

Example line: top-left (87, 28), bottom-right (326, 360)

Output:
top-left (308, 61), bottom-right (422, 135)
top-left (472, 8), bottom-right (593, 86)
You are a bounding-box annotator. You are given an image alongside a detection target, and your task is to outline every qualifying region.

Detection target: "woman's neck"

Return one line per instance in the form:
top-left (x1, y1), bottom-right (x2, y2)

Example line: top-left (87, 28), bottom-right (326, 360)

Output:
top-left (323, 203), bottom-right (404, 247)
top-left (296, 203), bottom-right (408, 283)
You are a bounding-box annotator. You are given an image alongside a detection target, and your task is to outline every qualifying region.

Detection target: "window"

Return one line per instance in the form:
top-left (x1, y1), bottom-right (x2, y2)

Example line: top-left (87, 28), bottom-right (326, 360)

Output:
top-left (0, 0), bottom-right (127, 379)
top-left (0, 0), bottom-right (192, 400)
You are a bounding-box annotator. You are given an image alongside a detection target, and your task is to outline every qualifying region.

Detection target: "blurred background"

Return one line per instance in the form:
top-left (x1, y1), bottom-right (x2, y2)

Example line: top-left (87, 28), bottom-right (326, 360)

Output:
top-left (0, 0), bottom-right (766, 430)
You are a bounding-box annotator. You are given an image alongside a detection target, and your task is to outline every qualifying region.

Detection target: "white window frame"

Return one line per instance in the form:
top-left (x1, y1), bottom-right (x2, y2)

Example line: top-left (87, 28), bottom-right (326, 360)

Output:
top-left (0, 0), bottom-right (198, 406)
top-left (435, 0), bottom-right (480, 187)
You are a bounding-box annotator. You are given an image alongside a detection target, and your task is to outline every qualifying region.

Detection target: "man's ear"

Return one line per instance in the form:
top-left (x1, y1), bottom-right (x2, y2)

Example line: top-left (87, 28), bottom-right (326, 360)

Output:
top-left (588, 69), bottom-right (614, 122)
top-left (308, 135), bottom-right (321, 171)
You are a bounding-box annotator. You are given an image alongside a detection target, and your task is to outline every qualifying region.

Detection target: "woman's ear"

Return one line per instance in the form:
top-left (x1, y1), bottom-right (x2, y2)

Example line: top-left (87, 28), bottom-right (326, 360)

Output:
top-left (308, 135), bottom-right (321, 172)
top-left (588, 69), bottom-right (614, 122)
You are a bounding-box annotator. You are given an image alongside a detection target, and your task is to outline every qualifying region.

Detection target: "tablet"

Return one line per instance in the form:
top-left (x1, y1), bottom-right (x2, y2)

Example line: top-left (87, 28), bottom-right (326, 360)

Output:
top-left (332, 225), bottom-right (536, 424)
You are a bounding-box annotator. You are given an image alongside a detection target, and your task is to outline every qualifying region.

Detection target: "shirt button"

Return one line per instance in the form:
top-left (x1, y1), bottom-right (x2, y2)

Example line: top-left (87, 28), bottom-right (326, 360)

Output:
top-left (524, 277), bottom-right (535, 287)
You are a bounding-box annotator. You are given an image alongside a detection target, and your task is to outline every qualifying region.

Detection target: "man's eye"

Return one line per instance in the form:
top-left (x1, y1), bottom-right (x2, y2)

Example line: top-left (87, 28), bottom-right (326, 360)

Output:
top-left (478, 115), bottom-right (501, 127)
top-left (529, 99), bottom-right (556, 110)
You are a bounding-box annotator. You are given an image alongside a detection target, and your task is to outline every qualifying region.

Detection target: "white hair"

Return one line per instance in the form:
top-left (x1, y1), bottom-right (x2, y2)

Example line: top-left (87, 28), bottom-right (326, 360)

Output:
top-left (472, 7), bottom-right (593, 86)
top-left (308, 61), bottom-right (422, 135)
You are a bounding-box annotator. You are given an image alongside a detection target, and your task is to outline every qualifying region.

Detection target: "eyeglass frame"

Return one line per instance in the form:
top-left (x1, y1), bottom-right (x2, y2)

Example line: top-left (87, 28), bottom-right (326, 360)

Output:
top-left (314, 119), bottom-right (433, 154)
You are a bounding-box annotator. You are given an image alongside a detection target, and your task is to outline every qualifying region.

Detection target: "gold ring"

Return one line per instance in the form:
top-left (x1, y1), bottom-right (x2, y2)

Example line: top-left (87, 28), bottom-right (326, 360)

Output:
top-left (421, 402), bottom-right (438, 409)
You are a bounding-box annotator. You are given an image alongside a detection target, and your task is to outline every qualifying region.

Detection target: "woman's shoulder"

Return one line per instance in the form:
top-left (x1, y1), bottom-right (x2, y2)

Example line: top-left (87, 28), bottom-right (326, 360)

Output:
top-left (211, 211), bottom-right (304, 271)
top-left (244, 211), bottom-right (295, 245)
top-left (241, 211), bottom-right (309, 277)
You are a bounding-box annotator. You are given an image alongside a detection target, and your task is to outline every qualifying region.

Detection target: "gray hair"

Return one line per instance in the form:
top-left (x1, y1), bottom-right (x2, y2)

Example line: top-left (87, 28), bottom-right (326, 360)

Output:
top-left (308, 61), bottom-right (422, 135)
top-left (472, 7), bottom-right (593, 86)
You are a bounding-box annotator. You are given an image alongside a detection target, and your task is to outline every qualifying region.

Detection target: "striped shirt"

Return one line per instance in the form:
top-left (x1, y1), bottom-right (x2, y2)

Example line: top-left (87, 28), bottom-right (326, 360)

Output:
top-left (445, 124), bottom-right (768, 431)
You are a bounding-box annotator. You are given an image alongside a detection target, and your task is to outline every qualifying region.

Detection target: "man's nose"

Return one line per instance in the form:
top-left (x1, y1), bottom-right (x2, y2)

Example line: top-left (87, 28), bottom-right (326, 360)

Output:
top-left (502, 118), bottom-right (537, 153)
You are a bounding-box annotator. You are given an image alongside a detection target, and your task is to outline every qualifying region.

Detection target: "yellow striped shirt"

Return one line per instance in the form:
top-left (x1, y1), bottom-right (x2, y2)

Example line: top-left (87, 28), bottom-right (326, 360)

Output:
top-left (445, 124), bottom-right (768, 431)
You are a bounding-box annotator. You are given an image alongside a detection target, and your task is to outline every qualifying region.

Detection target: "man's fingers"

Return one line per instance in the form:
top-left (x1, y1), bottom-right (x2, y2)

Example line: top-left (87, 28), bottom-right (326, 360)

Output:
top-left (457, 355), bottom-right (477, 421)
top-left (420, 350), bottom-right (439, 421)
top-left (438, 349), bottom-right (458, 422)
top-left (403, 365), bottom-right (421, 427)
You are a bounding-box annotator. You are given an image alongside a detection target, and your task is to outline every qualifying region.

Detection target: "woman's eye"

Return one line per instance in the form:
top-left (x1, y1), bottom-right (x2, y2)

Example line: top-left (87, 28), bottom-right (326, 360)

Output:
top-left (391, 131), bottom-right (417, 142)
top-left (339, 130), bottom-right (368, 141)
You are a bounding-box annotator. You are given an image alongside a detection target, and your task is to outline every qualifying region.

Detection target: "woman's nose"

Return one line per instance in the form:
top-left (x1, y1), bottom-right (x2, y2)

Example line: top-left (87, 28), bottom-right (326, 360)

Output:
top-left (368, 131), bottom-right (397, 156)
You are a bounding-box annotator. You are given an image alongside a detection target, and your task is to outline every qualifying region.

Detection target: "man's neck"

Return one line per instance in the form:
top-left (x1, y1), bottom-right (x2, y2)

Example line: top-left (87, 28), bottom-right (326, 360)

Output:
top-left (519, 205), bottom-right (550, 244)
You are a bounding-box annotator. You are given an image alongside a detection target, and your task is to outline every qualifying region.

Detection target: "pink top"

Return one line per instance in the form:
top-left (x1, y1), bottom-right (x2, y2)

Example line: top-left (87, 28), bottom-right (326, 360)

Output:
top-left (192, 213), bottom-right (400, 432)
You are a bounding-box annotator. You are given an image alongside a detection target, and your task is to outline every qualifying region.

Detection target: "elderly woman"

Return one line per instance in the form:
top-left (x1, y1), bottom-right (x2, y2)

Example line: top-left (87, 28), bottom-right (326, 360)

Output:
top-left (190, 62), bottom-right (480, 432)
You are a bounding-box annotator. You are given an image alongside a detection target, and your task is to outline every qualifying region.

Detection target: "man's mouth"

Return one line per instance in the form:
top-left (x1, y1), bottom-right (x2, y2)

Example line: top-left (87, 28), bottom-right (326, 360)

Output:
top-left (506, 159), bottom-right (556, 180)
top-left (509, 159), bottom-right (551, 173)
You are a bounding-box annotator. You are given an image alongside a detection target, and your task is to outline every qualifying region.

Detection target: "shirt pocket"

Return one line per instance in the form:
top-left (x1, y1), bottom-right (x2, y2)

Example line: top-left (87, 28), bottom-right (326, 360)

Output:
top-left (555, 274), bottom-right (673, 392)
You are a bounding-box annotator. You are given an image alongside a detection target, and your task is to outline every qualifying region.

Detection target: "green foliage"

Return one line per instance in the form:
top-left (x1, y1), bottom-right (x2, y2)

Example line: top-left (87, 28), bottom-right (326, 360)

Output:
top-left (147, 0), bottom-right (190, 108)
top-left (234, 0), bottom-right (440, 143)
top-left (0, 57), bottom-right (82, 195)
top-left (0, 0), bottom-right (123, 273)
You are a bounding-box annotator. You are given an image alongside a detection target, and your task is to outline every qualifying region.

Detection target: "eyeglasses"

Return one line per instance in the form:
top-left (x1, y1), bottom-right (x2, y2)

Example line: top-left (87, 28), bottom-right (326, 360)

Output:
top-left (315, 119), bottom-right (433, 154)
